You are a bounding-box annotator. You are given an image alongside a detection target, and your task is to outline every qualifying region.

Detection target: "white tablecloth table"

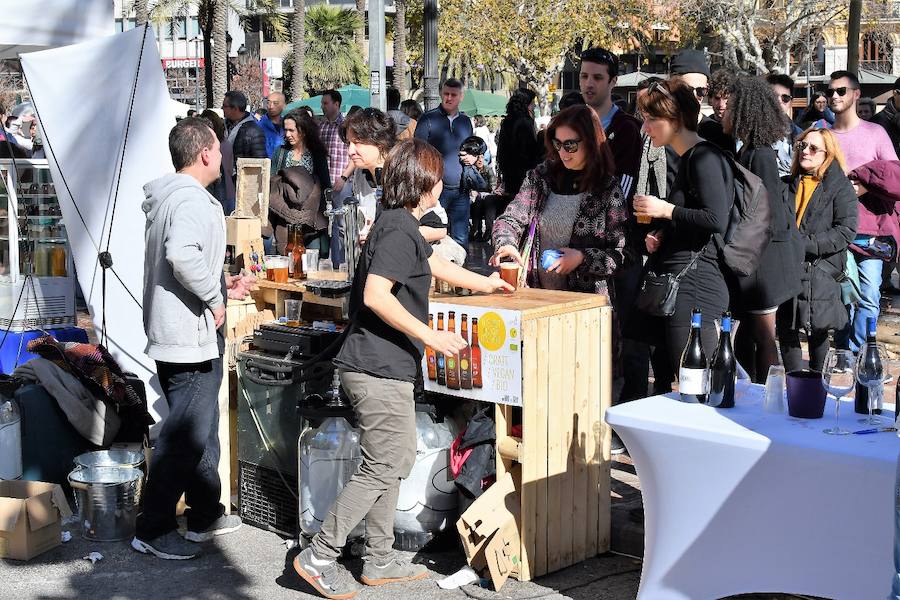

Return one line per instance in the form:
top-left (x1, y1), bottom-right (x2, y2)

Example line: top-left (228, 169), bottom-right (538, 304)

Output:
top-left (606, 382), bottom-right (898, 600)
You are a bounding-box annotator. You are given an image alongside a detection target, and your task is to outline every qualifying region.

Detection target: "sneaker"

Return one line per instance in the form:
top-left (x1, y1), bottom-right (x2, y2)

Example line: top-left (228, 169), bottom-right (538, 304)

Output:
top-left (293, 547), bottom-right (361, 600)
top-left (610, 433), bottom-right (627, 455)
top-left (131, 531), bottom-right (201, 560)
top-left (360, 556), bottom-right (428, 586)
top-left (184, 514), bottom-right (242, 542)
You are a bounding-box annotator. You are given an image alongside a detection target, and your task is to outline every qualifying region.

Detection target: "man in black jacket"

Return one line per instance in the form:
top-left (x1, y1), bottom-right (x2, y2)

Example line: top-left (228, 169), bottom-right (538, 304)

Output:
top-left (872, 78), bottom-right (900, 158)
top-left (221, 90), bottom-right (267, 179)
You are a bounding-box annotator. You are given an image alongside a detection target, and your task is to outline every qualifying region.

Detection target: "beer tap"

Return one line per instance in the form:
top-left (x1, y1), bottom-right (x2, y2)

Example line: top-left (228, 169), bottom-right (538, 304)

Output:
top-left (323, 186), bottom-right (362, 282)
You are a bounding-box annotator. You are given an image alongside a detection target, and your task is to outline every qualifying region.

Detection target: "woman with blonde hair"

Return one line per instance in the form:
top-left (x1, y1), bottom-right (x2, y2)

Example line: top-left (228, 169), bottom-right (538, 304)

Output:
top-left (777, 127), bottom-right (858, 372)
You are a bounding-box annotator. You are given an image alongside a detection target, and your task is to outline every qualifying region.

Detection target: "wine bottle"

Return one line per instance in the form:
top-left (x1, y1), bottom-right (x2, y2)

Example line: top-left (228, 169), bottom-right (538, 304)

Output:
top-left (471, 317), bottom-right (483, 388)
top-left (855, 317), bottom-right (883, 415)
top-left (446, 311), bottom-right (461, 390)
top-left (425, 314), bottom-right (437, 382)
top-left (708, 313), bottom-right (736, 408)
top-left (679, 308), bottom-right (709, 403)
top-left (436, 312), bottom-right (446, 386)
top-left (460, 315), bottom-right (473, 389)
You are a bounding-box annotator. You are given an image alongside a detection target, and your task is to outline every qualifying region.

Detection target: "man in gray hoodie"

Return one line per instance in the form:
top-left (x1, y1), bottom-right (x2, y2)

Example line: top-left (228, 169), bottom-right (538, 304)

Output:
top-left (132, 117), bottom-right (250, 560)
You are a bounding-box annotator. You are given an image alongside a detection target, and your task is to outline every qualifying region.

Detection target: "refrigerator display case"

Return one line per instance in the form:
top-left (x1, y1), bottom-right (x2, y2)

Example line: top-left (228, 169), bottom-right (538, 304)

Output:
top-left (0, 159), bottom-right (76, 332)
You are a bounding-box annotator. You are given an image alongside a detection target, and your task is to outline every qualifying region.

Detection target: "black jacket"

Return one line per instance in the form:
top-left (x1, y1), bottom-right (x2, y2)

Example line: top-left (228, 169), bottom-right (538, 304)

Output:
top-left (496, 115), bottom-right (541, 198)
top-left (734, 145), bottom-right (801, 311)
top-left (228, 114), bottom-right (268, 168)
top-left (872, 98), bottom-right (900, 158)
top-left (782, 162), bottom-right (857, 332)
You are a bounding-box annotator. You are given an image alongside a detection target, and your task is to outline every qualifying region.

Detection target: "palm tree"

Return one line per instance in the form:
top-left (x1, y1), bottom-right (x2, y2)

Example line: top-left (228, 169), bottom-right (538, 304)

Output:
top-left (148, 0), bottom-right (287, 108)
top-left (134, 0), bottom-right (149, 25)
top-left (301, 5), bottom-right (366, 91)
top-left (355, 0), bottom-right (366, 57)
top-left (291, 0), bottom-right (306, 100)
top-left (392, 0), bottom-right (408, 97)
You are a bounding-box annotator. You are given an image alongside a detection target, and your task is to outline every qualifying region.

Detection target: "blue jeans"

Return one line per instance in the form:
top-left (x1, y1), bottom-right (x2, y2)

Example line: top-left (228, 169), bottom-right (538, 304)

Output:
top-left (837, 255), bottom-right (883, 352)
top-left (439, 186), bottom-right (470, 247)
top-left (136, 358), bottom-right (225, 541)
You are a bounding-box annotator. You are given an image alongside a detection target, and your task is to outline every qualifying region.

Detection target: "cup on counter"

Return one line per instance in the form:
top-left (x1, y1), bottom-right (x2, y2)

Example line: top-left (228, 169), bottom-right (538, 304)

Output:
top-left (284, 299), bottom-right (302, 326)
top-left (499, 262), bottom-right (520, 290)
top-left (302, 248), bottom-right (320, 273)
top-left (318, 259), bottom-right (333, 272)
top-left (266, 256), bottom-right (290, 283)
top-left (785, 370), bottom-right (827, 419)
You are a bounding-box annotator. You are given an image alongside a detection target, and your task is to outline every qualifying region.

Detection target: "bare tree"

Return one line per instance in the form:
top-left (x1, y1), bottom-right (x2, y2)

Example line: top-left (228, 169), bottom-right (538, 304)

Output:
top-left (393, 0), bottom-right (408, 97)
top-left (676, 0), bottom-right (849, 75)
top-left (292, 0), bottom-right (306, 100)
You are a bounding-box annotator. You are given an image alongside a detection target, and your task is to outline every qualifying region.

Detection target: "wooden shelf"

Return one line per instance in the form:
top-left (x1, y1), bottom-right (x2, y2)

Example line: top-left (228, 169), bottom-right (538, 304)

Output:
top-left (431, 287), bottom-right (607, 321)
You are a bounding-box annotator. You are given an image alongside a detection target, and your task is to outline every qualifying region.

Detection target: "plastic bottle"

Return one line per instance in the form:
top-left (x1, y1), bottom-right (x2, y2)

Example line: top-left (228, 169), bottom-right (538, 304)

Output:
top-left (0, 399), bottom-right (22, 480)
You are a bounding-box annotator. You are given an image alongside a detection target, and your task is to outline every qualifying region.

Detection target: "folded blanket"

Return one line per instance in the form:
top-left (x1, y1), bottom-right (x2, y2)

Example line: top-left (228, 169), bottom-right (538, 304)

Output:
top-left (14, 358), bottom-right (121, 446)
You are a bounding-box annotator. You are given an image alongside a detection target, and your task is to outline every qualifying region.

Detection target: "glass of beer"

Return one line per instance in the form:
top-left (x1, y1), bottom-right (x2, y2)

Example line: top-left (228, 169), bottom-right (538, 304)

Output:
top-left (499, 262), bottom-right (520, 290)
top-left (633, 194), bottom-right (653, 224)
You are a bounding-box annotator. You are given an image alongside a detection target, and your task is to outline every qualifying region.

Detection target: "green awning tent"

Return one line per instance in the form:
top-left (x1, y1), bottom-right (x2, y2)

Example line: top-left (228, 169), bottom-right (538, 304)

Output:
top-left (283, 85), bottom-right (509, 117)
top-left (283, 84), bottom-right (371, 115)
top-left (458, 89), bottom-right (508, 116)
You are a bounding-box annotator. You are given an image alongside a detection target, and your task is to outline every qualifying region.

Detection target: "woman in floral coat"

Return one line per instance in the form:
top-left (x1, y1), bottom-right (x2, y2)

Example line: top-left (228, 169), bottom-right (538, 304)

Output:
top-left (490, 105), bottom-right (627, 302)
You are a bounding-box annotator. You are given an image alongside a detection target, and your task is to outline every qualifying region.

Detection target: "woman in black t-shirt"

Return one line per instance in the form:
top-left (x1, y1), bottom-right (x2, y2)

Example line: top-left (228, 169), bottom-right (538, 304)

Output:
top-left (294, 139), bottom-right (511, 598)
top-left (633, 78), bottom-right (734, 379)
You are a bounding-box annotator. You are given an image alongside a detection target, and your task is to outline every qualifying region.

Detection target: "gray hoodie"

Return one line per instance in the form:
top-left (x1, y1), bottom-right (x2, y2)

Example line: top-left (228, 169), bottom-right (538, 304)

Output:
top-left (142, 173), bottom-right (226, 364)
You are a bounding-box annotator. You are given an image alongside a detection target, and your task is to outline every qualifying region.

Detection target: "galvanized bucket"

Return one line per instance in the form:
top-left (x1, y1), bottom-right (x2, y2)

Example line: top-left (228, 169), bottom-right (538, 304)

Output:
top-left (74, 449), bottom-right (145, 470)
top-left (68, 466), bottom-right (143, 542)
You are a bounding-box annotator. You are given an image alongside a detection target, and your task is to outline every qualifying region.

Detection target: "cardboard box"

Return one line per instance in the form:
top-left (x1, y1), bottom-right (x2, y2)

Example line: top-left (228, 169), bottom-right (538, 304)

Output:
top-left (225, 216), bottom-right (264, 275)
top-left (0, 480), bottom-right (72, 561)
top-left (456, 466), bottom-right (522, 590)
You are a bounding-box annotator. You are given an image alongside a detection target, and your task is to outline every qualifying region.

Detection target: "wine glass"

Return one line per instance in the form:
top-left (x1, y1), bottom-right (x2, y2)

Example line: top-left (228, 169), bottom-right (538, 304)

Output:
top-left (856, 342), bottom-right (888, 426)
top-left (821, 348), bottom-right (855, 435)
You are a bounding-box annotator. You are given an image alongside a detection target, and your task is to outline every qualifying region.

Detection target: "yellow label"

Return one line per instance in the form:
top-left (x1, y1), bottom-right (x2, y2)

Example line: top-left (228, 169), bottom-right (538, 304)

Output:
top-left (460, 359), bottom-right (469, 370)
top-left (478, 311), bottom-right (506, 352)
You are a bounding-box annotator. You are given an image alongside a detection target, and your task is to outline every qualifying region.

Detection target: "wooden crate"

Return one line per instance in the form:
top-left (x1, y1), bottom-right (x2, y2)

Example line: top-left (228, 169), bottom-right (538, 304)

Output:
top-left (235, 158), bottom-right (270, 225)
top-left (432, 289), bottom-right (612, 581)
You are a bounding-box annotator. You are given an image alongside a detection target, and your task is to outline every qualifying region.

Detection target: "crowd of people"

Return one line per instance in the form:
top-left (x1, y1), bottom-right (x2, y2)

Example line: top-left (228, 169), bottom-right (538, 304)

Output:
top-left (128, 43), bottom-right (900, 600)
top-left (196, 45), bottom-right (900, 465)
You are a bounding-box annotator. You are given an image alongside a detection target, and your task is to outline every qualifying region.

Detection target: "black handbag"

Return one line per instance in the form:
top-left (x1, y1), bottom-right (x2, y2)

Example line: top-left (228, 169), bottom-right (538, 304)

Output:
top-left (636, 253), bottom-right (701, 317)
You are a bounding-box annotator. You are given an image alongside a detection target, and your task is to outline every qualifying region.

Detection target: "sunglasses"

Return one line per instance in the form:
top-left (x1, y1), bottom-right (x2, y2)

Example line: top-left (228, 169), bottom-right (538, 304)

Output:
top-left (826, 87), bottom-right (850, 97)
top-left (552, 138), bottom-right (583, 153)
top-left (779, 94), bottom-right (793, 104)
top-left (689, 86), bottom-right (709, 99)
top-left (648, 81), bottom-right (676, 101)
top-left (796, 140), bottom-right (825, 155)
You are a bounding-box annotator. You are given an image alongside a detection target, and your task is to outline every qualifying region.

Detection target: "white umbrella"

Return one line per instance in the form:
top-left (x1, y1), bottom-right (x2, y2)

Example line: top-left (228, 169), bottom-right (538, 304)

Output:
top-left (21, 26), bottom-right (173, 423)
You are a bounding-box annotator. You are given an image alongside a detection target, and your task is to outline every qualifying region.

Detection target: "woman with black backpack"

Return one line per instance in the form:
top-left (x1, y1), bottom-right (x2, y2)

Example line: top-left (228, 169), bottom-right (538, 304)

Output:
top-left (722, 76), bottom-right (802, 382)
top-left (633, 78), bottom-right (734, 377)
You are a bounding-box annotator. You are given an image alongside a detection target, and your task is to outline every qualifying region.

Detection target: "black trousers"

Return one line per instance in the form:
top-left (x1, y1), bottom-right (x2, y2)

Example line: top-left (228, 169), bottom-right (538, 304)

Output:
top-left (135, 358), bottom-right (225, 541)
top-left (472, 194), bottom-right (510, 237)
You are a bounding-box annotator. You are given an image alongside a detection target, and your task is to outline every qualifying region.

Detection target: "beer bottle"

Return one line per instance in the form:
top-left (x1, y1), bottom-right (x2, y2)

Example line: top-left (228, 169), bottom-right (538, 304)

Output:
top-left (285, 225), bottom-right (295, 277)
top-left (436, 312), bottom-right (446, 386)
top-left (471, 317), bottom-right (483, 388)
top-left (425, 314), bottom-right (437, 381)
top-left (460, 314), bottom-right (472, 389)
top-left (446, 311), bottom-right (461, 390)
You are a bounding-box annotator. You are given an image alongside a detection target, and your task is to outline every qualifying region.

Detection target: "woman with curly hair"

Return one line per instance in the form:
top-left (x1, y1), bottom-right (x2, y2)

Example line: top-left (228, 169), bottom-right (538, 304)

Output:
top-left (491, 105), bottom-right (627, 300)
top-left (722, 75), bottom-right (803, 381)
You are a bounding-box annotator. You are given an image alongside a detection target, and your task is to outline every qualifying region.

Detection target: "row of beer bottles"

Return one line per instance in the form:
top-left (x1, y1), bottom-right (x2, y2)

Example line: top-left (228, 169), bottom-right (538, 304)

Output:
top-left (426, 311), bottom-right (483, 390)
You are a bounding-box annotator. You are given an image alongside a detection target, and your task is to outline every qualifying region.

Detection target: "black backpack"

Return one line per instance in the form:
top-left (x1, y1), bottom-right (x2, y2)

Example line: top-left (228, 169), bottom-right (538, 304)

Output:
top-left (688, 143), bottom-right (772, 277)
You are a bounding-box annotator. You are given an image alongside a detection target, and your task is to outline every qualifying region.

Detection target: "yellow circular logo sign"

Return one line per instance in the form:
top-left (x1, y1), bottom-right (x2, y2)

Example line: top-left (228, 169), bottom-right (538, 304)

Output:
top-left (478, 311), bottom-right (506, 352)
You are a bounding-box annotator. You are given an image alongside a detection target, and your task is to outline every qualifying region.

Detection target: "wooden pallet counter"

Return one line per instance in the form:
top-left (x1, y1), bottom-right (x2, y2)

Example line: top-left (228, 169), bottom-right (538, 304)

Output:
top-left (428, 288), bottom-right (612, 581)
top-left (251, 271), bottom-right (349, 319)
